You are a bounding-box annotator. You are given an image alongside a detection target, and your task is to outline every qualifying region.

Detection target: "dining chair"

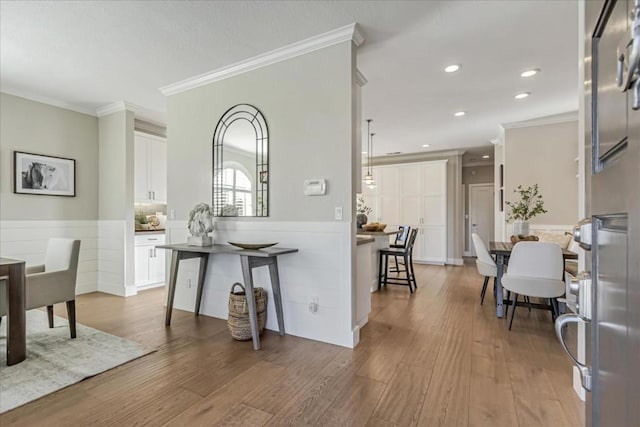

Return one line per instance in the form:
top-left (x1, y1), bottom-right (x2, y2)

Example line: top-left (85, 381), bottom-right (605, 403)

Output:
top-left (0, 239), bottom-right (82, 338)
top-left (378, 228), bottom-right (418, 293)
top-left (501, 242), bottom-right (565, 330)
top-left (471, 233), bottom-right (497, 305)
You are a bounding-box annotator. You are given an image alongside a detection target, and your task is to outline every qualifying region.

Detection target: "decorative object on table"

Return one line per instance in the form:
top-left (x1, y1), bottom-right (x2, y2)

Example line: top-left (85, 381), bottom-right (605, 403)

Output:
top-left (356, 195), bottom-right (373, 229)
top-left (187, 203), bottom-right (215, 246)
top-left (363, 119), bottom-right (377, 189)
top-left (227, 283), bottom-right (267, 341)
top-left (0, 309), bottom-right (152, 413)
top-left (362, 222), bottom-right (387, 232)
top-left (228, 242), bottom-right (278, 250)
top-left (505, 184), bottom-right (547, 236)
top-left (135, 212), bottom-right (150, 230)
top-left (510, 234), bottom-right (540, 244)
top-left (13, 151), bottom-right (76, 197)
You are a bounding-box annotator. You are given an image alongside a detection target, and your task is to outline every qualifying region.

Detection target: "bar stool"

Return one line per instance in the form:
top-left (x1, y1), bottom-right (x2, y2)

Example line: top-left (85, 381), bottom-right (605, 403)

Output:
top-left (390, 225), bottom-right (410, 273)
top-left (378, 229), bottom-right (418, 293)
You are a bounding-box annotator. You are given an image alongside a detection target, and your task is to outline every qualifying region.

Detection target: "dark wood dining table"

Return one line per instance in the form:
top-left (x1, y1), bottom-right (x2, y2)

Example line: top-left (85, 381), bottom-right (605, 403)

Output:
top-left (489, 242), bottom-right (578, 318)
top-left (0, 257), bottom-right (27, 365)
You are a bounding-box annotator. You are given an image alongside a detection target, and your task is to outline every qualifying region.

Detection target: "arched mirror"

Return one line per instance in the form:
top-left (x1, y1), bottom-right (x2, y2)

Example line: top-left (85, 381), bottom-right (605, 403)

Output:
top-left (213, 104), bottom-right (268, 217)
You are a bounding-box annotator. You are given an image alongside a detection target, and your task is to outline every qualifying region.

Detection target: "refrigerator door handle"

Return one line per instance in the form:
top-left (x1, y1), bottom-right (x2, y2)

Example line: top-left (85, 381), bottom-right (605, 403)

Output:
top-left (555, 314), bottom-right (592, 391)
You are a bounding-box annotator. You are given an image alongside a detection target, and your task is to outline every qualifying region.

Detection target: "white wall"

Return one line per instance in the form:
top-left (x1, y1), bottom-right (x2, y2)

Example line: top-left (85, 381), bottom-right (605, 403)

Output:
top-left (462, 165), bottom-right (494, 252)
top-left (165, 41), bottom-right (359, 347)
top-left (504, 119), bottom-right (579, 232)
top-left (0, 93), bottom-right (99, 220)
top-left (98, 110), bottom-right (136, 296)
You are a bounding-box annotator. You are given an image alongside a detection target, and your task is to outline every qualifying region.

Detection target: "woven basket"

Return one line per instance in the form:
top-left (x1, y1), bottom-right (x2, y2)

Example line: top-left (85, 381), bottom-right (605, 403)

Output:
top-left (227, 283), bottom-right (267, 341)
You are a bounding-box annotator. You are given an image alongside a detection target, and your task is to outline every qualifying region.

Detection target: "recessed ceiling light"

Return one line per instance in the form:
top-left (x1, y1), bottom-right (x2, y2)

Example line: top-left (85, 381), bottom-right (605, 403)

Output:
top-left (454, 111), bottom-right (466, 117)
top-left (482, 155), bottom-right (491, 159)
top-left (515, 92), bottom-right (531, 99)
top-left (422, 144), bottom-right (430, 148)
top-left (444, 64), bottom-right (461, 73)
top-left (362, 151), bottom-right (367, 154)
top-left (520, 69), bottom-right (540, 78)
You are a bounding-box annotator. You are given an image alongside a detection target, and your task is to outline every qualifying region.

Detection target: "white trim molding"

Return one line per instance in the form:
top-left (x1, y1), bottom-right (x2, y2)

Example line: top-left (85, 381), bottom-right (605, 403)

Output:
top-left (0, 89), bottom-right (97, 117)
top-left (502, 111), bottom-right (579, 130)
top-left (160, 23), bottom-right (365, 96)
top-left (95, 101), bottom-right (136, 117)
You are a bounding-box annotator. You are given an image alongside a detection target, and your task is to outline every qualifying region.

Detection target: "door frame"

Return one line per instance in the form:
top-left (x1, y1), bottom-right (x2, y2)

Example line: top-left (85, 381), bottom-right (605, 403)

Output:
top-left (467, 183), bottom-right (494, 257)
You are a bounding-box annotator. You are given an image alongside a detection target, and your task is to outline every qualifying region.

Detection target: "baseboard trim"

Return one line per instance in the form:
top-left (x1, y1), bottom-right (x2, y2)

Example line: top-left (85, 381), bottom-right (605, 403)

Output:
top-left (447, 258), bottom-right (464, 266)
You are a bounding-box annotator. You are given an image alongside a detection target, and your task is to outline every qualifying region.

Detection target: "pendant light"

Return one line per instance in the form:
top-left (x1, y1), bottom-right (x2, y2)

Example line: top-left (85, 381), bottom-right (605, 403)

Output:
top-left (367, 132), bottom-right (377, 189)
top-left (363, 119), bottom-right (374, 185)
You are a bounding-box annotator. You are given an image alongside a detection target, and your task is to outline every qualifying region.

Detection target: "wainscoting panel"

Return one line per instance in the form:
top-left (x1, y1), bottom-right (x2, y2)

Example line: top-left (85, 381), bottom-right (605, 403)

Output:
top-left (0, 221), bottom-right (99, 295)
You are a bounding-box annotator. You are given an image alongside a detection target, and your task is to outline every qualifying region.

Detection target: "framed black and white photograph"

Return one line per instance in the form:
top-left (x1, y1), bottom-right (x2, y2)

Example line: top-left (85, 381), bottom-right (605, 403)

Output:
top-left (14, 151), bottom-right (76, 197)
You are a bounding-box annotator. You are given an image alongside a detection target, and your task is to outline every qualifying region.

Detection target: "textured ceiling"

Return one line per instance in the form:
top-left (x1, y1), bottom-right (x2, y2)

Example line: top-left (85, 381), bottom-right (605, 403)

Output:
top-left (0, 1), bottom-right (578, 155)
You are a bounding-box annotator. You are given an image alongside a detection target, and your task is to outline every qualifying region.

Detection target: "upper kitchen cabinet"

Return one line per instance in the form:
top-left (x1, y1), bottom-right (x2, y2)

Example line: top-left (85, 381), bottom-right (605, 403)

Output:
top-left (135, 133), bottom-right (167, 203)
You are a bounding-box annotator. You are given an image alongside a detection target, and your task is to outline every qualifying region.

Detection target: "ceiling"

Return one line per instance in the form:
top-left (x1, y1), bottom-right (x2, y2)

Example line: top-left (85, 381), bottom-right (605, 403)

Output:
top-left (0, 1), bottom-right (578, 156)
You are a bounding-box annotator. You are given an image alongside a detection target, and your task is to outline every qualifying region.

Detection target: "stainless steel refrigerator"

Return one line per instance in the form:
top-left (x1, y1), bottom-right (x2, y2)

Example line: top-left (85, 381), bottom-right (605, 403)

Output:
top-left (556, 0), bottom-right (640, 426)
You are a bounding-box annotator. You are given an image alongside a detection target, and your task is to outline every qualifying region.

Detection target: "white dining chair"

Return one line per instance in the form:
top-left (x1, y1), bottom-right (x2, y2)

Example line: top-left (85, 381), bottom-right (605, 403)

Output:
top-left (501, 241), bottom-right (565, 330)
top-left (471, 233), bottom-right (497, 305)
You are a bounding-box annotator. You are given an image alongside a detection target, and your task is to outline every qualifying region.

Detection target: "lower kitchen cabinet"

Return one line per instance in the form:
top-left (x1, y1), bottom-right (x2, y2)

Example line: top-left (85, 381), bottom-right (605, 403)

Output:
top-left (134, 234), bottom-right (166, 288)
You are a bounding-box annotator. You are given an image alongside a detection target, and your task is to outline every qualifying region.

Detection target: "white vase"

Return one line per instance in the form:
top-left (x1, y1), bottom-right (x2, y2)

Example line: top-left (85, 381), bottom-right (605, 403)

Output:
top-left (513, 220), bottom-right (530, 236)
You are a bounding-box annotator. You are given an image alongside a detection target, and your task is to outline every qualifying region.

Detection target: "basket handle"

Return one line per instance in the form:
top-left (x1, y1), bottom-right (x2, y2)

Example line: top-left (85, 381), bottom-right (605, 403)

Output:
top-left (230, 282), bottom-right (246, 294)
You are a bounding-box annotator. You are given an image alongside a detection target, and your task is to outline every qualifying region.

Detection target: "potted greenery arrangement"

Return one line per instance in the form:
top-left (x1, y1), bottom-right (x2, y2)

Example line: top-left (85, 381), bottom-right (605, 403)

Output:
top-left (505, 184), bottom-right (547, 236)
top-left (356, 195), bottom-right (373, 229)
top-left (135, 212), bottom-right (150, 230)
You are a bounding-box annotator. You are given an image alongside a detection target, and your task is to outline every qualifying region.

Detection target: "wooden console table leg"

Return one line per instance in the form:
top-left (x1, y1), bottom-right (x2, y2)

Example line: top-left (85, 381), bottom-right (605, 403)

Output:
top-left (240, 256), bottom-right (260, 350)
top-left (268, 258), bottom-right (286, 336)
top-left (194, 253), bottom-right (209, 316)
top-left (165, 250), bottom-right (180, 326)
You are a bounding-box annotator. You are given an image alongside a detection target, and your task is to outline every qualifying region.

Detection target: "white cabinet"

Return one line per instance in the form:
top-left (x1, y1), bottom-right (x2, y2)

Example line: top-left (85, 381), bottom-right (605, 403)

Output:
top-left (135, 134), bottom-right (167, 203)
top-left (134, 234), bottom-right (166, 288)
top-left (361, 160), bottom-right (447, 264)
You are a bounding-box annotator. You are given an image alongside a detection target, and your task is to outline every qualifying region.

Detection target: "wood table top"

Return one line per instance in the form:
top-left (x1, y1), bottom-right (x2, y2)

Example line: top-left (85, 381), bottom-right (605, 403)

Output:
top-left (156, 243), bottom-right (298, 258)
top-left (489, 241), bottom-right (578, 259)
top-left (0, 257), bottom-right (25, 266)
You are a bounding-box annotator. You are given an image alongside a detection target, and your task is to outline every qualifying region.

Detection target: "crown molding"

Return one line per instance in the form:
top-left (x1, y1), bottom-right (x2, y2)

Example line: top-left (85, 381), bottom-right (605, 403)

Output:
top-left (501, 111), bottom-right (579, 129)
top-left (134, 119), bottom-right (166, 138)
top-left (1, 88), bottom-right (97, 116)
top-left (355, 68), bottom-right (368, 87)
top-left (160, 23), bottom-right (365, 96)
top-left (373, 149), bottom-right (465, 166)
top-left (95, 101), bottom-right (137, 117)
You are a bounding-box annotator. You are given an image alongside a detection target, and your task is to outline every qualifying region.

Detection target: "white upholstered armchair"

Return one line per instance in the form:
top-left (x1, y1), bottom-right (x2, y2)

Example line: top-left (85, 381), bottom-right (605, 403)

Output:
top-left (1, 238), bottom-right (81, 338)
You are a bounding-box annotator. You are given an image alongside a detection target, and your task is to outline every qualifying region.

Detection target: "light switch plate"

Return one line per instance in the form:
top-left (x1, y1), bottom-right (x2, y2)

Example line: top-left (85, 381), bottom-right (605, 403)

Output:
top-left (334, 207), bottom-right (343, 220)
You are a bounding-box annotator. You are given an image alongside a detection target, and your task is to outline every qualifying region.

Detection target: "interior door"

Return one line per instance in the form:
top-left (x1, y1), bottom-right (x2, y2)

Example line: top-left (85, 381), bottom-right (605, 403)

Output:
top-left (562, 2), bottom-right (640, 426)
top-left (469, 184), bottom-right (494, 257)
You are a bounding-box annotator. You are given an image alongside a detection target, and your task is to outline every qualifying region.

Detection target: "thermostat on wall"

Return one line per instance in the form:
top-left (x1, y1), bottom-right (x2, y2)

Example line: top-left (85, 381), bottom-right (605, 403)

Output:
top-left (304, 179), bottom-right (326, 196)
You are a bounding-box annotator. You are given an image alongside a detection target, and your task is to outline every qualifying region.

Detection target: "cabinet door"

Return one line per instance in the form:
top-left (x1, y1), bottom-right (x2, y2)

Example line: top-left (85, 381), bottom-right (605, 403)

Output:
top-left (134, 245), bottom-right (151, 285)
top-left (134, 137), bottom-right (150, 201)
top-left (399, 165), bottom-right (422, 225)
top-left (421, 228), bottom-right (446, 263)
top-left (148, 247), bottom-right (166, 284)
top-left (148, 139), bottom-right (167, 203)
top-left (378, 167), bottom-right (399, 226)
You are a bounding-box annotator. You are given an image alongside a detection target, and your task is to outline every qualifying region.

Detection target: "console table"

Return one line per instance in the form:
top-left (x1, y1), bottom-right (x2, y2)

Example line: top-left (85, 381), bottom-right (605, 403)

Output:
top-left (156, 243), bottom-right (298, 350)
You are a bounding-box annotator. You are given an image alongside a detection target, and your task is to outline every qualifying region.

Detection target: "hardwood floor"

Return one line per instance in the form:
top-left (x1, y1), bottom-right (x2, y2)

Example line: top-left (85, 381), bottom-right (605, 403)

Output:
top-left (0, 261), bottom-right (584, 426)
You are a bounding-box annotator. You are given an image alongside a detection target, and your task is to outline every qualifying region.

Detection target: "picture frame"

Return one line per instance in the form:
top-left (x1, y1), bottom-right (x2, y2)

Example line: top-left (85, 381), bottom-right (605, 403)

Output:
top-left (259, 170), bottom-right (268, 184)
top-left (14, 151), bottom-right (76, 197)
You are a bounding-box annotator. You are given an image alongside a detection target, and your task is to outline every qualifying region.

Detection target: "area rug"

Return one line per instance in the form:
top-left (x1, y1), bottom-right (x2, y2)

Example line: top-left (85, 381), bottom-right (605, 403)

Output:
top-left (0, 310), bottom-right (153, 413)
